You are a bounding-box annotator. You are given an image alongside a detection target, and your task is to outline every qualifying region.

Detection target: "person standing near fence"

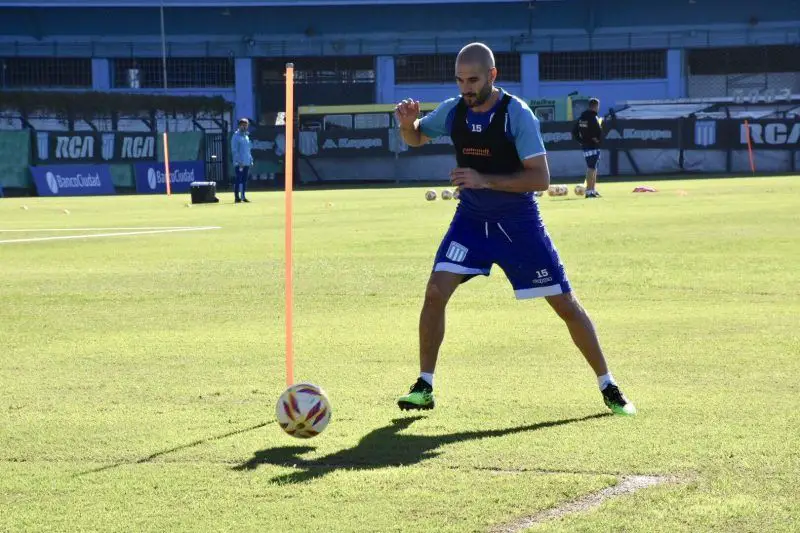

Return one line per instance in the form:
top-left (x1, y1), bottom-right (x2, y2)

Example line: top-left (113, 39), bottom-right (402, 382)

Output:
top-left (572, 98), bottom-right (603, 198)
top-left (231, 118), bottom-right (253, 203)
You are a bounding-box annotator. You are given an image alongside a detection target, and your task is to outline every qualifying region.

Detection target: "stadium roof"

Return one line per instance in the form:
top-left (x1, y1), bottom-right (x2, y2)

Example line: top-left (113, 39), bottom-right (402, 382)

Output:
top-left (1, 0), bottom-right (546, 6)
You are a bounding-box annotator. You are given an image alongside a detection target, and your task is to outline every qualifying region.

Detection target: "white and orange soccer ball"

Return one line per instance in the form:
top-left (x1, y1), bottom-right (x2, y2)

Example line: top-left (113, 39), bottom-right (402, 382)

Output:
top-left (275, 382), bottom-right (332, 439)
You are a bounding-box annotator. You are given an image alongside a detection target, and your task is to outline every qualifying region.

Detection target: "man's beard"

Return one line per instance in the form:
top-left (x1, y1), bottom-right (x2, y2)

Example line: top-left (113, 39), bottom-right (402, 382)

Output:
top-left (463, 83), bottom-right (493, 108)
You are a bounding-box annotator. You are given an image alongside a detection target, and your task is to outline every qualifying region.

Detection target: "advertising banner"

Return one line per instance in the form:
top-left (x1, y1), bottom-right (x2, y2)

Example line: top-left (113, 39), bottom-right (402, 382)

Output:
top-left (30, 164), bottom-right (115, 197)
top-left (134, 161), bottom-right (205, 194)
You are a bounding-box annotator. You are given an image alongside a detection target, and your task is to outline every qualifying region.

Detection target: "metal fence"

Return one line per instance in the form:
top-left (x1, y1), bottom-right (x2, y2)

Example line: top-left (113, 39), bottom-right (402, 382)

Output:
top-left (687, 45), bottom-right (800, 98)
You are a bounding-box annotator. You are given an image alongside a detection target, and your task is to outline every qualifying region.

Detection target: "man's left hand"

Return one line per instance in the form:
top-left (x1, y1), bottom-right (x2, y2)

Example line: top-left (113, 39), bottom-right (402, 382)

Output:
top-left (450, 167), bottom-right (488, 189)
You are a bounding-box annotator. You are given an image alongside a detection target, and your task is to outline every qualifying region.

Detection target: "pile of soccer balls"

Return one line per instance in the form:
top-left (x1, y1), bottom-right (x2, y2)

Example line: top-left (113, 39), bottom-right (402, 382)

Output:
top-left (428, 186), bottom-right (585, 201)
top-left (543, 184), bottom-right (587, 197)
top-left (425, 189), bottom-right (459, 201)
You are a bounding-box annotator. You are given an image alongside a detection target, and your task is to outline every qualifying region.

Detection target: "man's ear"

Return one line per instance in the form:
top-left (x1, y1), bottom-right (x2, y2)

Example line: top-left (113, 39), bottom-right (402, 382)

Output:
top-left (489, 67), bottom-right (498, 83)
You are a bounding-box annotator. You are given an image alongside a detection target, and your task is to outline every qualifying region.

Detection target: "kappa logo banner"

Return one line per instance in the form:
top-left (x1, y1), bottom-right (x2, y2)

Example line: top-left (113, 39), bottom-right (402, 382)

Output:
top-left (540, 121), bottom-right (578, 150)
top-left (317, 129), bottom-right (389, 158)
top-left (602, 119), bottom-right (678, 149)
top-left (249, 126), bottom-right (285, 163)
top-left (29, 164), bottom-right (116, 197)
top-left (134, 161), bottom-right (205, 194)
top-left (32, 132), bottom-right (157, 164)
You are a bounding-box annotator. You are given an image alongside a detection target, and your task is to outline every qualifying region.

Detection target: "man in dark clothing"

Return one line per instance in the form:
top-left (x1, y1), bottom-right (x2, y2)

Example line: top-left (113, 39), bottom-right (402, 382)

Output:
top-left (572, 98), bottom-right (603, 198)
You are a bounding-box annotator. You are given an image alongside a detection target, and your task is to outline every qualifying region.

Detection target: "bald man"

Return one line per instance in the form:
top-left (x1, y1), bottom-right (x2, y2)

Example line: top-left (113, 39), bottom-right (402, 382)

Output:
top-left (394, 42), bottom-right (636, 416)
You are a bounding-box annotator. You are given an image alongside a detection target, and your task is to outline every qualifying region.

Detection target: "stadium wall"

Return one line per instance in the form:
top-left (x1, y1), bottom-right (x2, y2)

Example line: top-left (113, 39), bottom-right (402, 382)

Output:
top-left (1, 1), bottom-right (797, 37)
top-left (1, 2), bottom-right (798, 118)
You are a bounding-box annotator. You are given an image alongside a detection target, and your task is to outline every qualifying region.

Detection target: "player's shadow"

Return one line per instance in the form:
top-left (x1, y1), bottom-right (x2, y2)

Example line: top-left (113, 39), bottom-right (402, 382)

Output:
top-left (232, 412), bottom-right (610, 484)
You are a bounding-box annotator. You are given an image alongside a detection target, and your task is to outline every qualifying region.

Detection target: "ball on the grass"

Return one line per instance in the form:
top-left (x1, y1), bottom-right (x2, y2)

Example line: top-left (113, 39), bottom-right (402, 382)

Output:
top-left (547, 185), bottom-right (558, 197)
top-left (276, 382), bottom-right (332, 439)
top-left (441, 189), bottom-right (453, 200)
top-left (574, 185), bottom-right (586, 196)
top-left (425, 189), bottom-right (437, 201)
top-left (452, 189), bottom-right (460, 200)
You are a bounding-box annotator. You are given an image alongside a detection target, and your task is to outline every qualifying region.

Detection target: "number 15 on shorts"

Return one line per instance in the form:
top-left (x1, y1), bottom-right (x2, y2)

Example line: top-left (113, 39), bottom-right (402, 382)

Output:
top-left (536, 269), bottom-right (549, 278)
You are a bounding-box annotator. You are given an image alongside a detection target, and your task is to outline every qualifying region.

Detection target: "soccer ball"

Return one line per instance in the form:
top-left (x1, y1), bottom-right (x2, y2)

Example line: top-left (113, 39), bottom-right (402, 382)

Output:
top-left (547, 185), bottom-right (558, 196)
top-left (441, 189), bottom-right (453, 200)
top-left (275, 382), bottom-right (332, 439)
top-left (425, 189), bottom-right (437, 201)
top-left (575, 184), bottom-right (586, 196)
top-left (558, 185), bottom-right (569, 196)
top-left (452, 188), bottom-right (460, 200)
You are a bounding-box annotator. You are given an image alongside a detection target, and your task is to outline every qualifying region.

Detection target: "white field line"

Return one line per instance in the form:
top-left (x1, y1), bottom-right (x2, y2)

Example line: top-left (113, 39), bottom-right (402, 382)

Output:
top-left (0, 226), bottom-right (221, 244)
top-left (0, 227), bottom-right (208, 232)
top-left (490, 475), bottom-right (677, 532)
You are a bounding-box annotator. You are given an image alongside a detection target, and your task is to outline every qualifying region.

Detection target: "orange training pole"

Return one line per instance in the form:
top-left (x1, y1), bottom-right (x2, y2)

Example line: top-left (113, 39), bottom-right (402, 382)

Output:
top-left (163, 132), bottom-right (172, 195)
top-left (285, 62), bottom-right (295, 387)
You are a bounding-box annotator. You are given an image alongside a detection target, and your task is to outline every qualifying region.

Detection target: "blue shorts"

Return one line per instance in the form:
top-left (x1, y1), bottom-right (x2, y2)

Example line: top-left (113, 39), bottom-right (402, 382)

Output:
top-left (432, 213), bottom-right (572, 299)
top-left (583, 149), bottom-right (600, 169)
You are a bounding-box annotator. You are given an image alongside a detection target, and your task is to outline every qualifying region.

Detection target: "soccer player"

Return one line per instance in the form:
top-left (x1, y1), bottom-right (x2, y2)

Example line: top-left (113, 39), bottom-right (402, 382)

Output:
top-left (572, 98), bottom-right (603, 198)
top-left (394, 43), bottom-right (635, 416)
top-left (231, 117), bottom-right (253, 203)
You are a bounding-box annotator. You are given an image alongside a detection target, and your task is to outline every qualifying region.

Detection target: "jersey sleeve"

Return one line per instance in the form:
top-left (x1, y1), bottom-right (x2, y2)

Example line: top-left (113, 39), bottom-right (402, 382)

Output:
top-left (509, 98), bottom-right (547, 160)
top-left (418, 97), bottom-right (459, 139)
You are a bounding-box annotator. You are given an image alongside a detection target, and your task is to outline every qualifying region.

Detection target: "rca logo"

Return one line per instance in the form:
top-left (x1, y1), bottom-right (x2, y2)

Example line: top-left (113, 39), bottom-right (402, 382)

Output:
top-left (121, 136), bottom-right (156, 159)
top-left (743, 123), bottom-right (800, 145)
top-left (55, 136), bottom-right (95, 160)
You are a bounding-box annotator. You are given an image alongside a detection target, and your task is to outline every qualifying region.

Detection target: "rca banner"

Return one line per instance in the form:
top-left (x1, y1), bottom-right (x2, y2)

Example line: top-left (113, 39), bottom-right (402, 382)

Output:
top-left (682, 119), bottom-right (800, 150)
top-left (31, 132), bottom-right (158, 164)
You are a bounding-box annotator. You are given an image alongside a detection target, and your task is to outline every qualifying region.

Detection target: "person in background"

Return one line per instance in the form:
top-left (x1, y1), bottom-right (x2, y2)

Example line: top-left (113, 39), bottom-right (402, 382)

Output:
top-left (572, 98), bottom-right (603, 198)
top-left (231, 118), bottom-right (253, 203)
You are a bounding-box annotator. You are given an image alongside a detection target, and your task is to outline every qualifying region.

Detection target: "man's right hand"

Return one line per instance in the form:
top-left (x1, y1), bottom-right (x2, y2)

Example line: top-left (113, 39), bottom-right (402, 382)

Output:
top-left (395, 99), bottom-right (420, 129)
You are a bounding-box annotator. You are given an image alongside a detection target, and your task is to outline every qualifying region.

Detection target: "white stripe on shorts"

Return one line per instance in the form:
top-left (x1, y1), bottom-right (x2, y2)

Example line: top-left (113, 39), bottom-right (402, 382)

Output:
top-left (514, 284), bottom-right (564, 299)
top-left (434, 262), bottom-right (490, 276)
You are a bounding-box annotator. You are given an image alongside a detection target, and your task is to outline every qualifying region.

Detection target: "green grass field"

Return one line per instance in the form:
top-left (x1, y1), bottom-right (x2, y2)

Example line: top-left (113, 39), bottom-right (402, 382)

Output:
top-left (1, 177), bottom-right (798, 532)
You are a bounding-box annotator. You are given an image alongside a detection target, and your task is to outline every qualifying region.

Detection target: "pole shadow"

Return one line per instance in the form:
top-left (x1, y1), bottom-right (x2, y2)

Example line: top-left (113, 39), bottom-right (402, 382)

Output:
top-left (232, 413), bottom-right (610, 484)
top-left (75, 422), bottom-right (269, 477)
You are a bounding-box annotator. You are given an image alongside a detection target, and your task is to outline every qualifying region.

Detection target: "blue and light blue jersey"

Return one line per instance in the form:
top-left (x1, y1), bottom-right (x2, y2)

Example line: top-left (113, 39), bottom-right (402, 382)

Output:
top-left (418, 89), bottom-right (547, 221)
top-left (419, 89), bottom-right (546, 162)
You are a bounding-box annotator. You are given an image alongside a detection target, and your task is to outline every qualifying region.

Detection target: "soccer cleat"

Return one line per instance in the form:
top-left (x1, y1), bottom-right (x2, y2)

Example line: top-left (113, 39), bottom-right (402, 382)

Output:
top-left (602, 384), bottom-right (636, 416)
top-left (585, 190), bottom-right (602, 199)
top-left (397, 378), bottom-right (435, 411)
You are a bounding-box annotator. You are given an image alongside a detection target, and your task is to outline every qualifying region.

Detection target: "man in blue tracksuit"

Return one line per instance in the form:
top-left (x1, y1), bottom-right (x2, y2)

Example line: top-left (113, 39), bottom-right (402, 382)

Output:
top-left (231, 118), bottom-right (254, 203)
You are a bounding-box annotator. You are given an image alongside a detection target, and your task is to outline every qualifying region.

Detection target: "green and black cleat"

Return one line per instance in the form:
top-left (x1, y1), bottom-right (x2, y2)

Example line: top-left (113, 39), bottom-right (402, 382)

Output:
top-left (601, 383), bottom-right (637, 416)
top-left (397, 378), bottom-right (435, 411)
